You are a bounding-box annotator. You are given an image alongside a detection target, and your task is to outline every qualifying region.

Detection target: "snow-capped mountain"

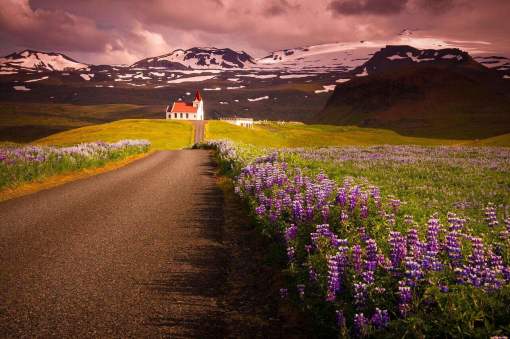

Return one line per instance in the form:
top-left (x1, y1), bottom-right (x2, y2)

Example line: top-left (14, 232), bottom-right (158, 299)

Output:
top-left (473, 56), bottom-right (510, 71)
top-left (352, 45), bottom-right (474, 76)
top-left (255, 29), bottom-right (509, 73)
top-left (132, 47), bottom-right (256, 70)
top-left (0, 50), bottom-right (88, 72)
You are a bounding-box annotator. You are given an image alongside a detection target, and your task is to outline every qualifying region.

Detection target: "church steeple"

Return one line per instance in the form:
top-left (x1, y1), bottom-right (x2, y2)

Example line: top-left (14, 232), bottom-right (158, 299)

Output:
top-left (194, 90), bottom-right (202, 102)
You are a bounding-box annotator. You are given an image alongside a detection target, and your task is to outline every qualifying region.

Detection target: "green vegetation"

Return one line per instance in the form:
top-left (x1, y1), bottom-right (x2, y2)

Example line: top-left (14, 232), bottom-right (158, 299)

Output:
top-left (282, 146), bottom-right (510, 228)
top-left (0, 102), bottom-right (164, 142)
top-left (0, 140), bottom-right (150, 191)
top-left (207, 140), bottom-right (510, 337)
top-left (207, 121), bottom-right (464, 147)
top-left (37, 119), bottom-right (194, 150)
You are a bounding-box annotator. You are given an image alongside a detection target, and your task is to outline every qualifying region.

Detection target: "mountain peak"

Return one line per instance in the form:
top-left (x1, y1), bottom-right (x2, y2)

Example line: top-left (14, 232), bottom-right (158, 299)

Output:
top-left (131, 47), bottom-right (255, 70)
top-left (1, 49), bottom-right (87, 71)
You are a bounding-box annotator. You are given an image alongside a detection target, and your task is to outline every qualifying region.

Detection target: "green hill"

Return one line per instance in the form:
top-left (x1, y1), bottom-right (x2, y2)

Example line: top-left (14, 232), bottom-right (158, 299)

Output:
top-left (36, 119), bottom-right (194, 150)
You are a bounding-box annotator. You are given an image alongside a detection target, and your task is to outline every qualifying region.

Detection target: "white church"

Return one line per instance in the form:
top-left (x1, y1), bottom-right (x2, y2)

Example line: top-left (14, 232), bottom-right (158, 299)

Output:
top-left (165, 90), bottom-right (204, 120)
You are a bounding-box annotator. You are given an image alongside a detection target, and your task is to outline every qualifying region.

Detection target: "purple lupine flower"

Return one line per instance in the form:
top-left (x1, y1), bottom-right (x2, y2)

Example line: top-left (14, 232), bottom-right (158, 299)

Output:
top-left (423, 217), bottom-right (442, 272)
top-left (404, 257), bottom-right (423, 286)
top-left (445, 229), bottom-right (462, 264)
top-left (292, 199), bottom-right (304, 221)
top-left (485, 203), bottom-right (499, 227)
top-left (255, 204), bottom-right (266, 217)
top-left (352, 245), bottom-right (363, 274)
top-left (358, 226), bottom-right (368, 243)
top-left (366, 239), bottom-right (378, 262)
top-left (285, 224), bottom-right (298, 242)
top-left (336, 309), bottom-right (346, 329)
top-left (309, 265), bottom-right (318, 282)
top-left (321, 205), bottom-right (330, 223)
top-left (354, 281), bottom-right (368, 306)
top-left (349, 186), bottom-right (360, 212)
top-left (389, 231), bottom-right (407, 270)
top-left (370, 308), bottom-right (390, 329)
top-left (354, 313), bottom-right (369, 337)
top-left (360, 204), bottom-right (369, 219)
top-left (398, 279), bottom-right (412, 317)
top-left (326, 254), bottom-right (341, 302)
top-left (326, 246), bottom-right (348, 301)
top-left (370, 186), bottom-right (381, 208)
top-left (407, 228), bottom-right (421, 259)
top-left (340, 211), bottom-right (349, 223)
top-left (287, 246), bottom-right (296, 262)
top-left (336, 188), bottom-right (347, 207)
top-left (361, 270), bottom-right (374, 285)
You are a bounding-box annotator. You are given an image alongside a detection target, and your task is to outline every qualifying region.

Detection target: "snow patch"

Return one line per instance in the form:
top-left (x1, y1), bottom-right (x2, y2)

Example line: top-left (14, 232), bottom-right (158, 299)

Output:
top-left (226, 85), bottom-right (246, 90)
top-left (238, 74), bottom-right (277, 79)
top-left (203, 87), bottom-right (221, 91)
top-left (248, 96), bottom-right (269, 102)
top-left (167, 75), bottom-right (216, 83)
top-left (80, 73), bottom-right (94, 81)
top-left (25, 76), bottom-right (49, 83)
top-left (314, 85), bottom-right (336, 94)
top-left (13, 85), bottom-right (30, 91)
top-left (336, 78), bottom-right (350, 83)
top-left (279, 74), bottom-right (316, 79)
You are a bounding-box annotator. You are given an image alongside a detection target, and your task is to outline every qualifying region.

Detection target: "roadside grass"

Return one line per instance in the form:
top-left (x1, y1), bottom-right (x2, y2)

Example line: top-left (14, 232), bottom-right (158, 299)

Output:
top-left (36, 119), bottom-right (194, 150)
top-left (205, 121), bottom-right (464, 147)
top-left (0, 152), bottom-right (148, 202)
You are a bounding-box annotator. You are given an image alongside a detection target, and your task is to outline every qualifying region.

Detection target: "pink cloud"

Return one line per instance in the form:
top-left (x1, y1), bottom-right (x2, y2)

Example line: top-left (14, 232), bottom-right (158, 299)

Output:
top-left (0, 0), bottom-right (508, 64)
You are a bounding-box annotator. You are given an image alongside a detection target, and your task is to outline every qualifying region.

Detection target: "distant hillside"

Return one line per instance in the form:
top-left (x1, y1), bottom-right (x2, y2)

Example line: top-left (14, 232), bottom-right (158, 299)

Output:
top-left (315, 46), bottom-right (510, 139)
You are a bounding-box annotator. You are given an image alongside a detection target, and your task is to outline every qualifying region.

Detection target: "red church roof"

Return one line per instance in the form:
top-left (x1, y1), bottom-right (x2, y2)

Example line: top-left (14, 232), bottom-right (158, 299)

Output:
top-left (168, 90), bottom-right (202, 113)
top-left (170, 101), bottom-right (198, 113)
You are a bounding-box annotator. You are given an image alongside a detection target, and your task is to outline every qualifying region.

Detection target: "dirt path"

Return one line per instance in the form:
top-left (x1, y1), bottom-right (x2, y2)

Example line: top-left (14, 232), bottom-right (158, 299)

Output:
top-left (0, 150), bottom-right (290, 338)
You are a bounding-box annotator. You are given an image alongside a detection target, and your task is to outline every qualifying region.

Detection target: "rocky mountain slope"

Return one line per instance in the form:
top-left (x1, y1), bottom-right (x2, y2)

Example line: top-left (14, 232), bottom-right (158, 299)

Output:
top-left (315, 46), bottom-right (510, 139)
top-left (0, 50), bottom-right (88, 73)
top-left (131, 47), bottom-right (255, 69)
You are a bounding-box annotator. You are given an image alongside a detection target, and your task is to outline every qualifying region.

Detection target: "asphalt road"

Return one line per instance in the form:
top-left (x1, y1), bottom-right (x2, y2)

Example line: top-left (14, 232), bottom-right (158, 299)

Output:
top-left (0, 150), bottom-right (230, 338)
top-left (193, 120), bottom-right (205, 144)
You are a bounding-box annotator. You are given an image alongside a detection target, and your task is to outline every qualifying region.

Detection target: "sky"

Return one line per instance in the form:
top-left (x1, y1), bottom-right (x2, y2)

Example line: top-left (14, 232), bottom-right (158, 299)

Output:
top-left (0, 0), bottom-right (509, 65)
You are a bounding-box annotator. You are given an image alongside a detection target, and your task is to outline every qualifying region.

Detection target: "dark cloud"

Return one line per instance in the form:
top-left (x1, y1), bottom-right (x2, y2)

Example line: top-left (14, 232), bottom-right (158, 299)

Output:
top-left (263, 0), bottom-right (300, 16)
top-left (415, 0), bottom-right (458, 13)
top-left (0, 0), bottom-right (508, 64)
top-left (328, 0), bottom-right (408, 15)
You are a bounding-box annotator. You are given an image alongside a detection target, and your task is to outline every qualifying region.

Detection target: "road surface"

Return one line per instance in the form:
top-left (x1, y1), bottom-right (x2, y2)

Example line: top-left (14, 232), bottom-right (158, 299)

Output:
top-left (0, 150), bottom-right (234, 337)
top-left (193, 120), bottom-right (205, 144)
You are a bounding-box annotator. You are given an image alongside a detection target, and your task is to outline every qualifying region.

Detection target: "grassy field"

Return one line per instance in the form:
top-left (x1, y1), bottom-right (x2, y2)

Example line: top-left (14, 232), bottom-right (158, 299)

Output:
top-left (206, 121), bottom-right (510, 147)
top-left (37, 119), bottom-right (194, 150)
top-left (0, 102), bottom-right (164, 142)
top-left (208, 140), bottom-right (510, 337)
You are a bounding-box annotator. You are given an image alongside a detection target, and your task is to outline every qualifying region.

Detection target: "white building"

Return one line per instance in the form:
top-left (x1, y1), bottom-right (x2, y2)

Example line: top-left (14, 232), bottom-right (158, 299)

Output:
top-left (166, 90), bottom-right (204, 120)
top-left (220, 117), bottom-right (254, 128)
